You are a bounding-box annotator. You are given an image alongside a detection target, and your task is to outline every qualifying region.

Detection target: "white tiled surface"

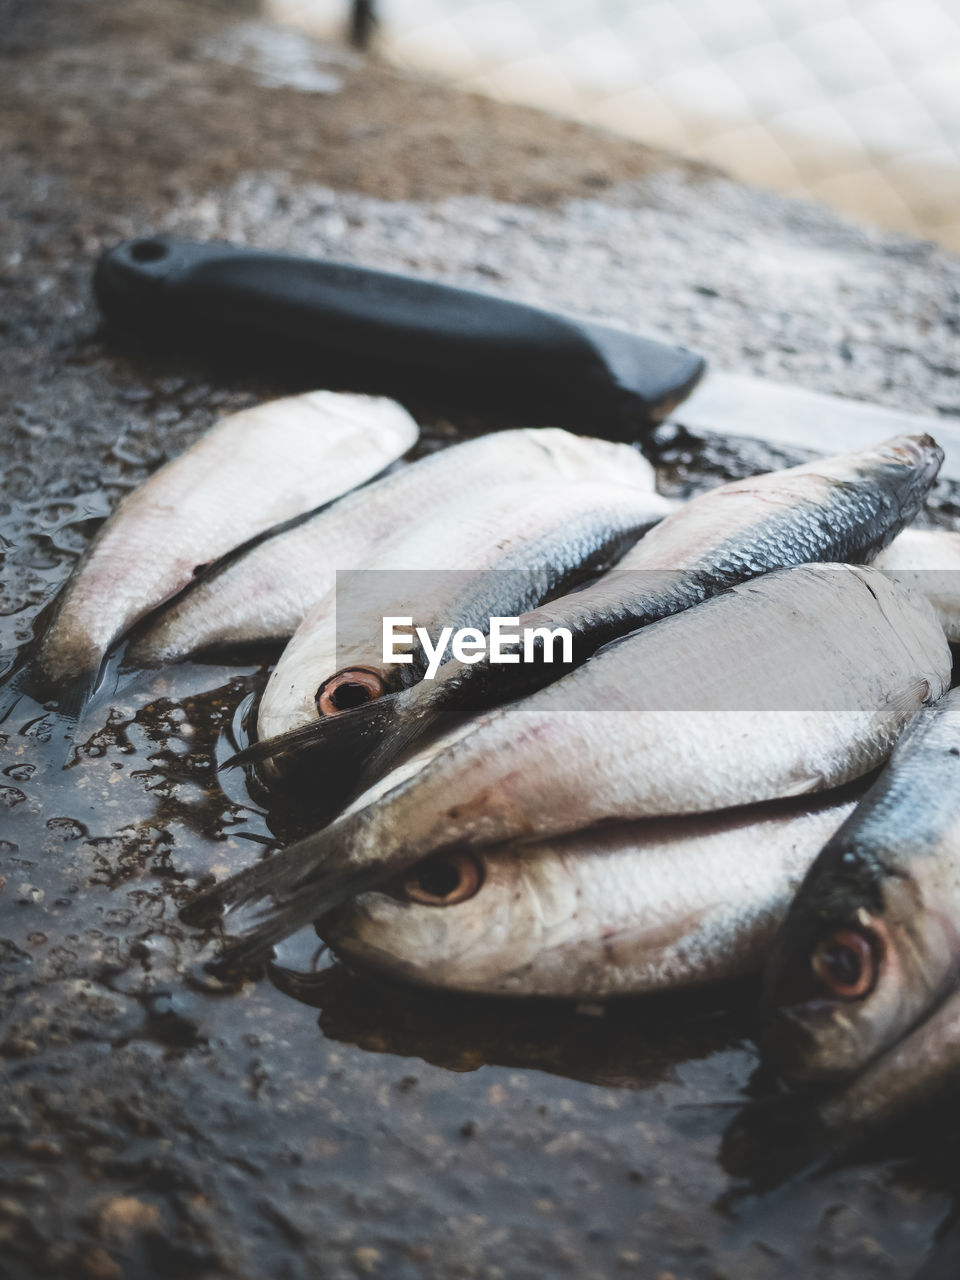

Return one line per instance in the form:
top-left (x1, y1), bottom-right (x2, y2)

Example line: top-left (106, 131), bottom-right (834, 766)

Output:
top-left (269, 0), bottom-right (960, 250)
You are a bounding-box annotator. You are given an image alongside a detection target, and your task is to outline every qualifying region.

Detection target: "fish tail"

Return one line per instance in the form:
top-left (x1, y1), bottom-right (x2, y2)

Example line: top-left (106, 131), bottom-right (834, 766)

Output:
top-left (0, 661), bottom-right (90, 769)
top-left (180, 815), bottom-right (388, 974)
top-left (220, 717), bottom-right (342, 772)
top-left (0, 637), bottom-right (108, 776)
top-left (0, 657), bottom-right (32, 723)
top-left (0, 610), bottom-right (104, 728)
top-left (354, 692), bottom-right (445, 790)
top-left (180, 812), bottom-right (348, 922)
top-left (55, 670), bottom-right (100, 726)
top-left (916, 1210), bottom-right (960, 1280)
top-left (223, 691), bottom-right (412, 801)
top-left (198, 865), bottom-right (383, 975)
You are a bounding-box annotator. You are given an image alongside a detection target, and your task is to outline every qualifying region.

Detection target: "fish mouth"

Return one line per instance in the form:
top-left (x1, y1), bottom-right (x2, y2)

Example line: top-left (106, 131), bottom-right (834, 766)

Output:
top-left (761, 1005), bottom-right (863, 1087)
top-left (761, 1006), bottom-right (832, 1085)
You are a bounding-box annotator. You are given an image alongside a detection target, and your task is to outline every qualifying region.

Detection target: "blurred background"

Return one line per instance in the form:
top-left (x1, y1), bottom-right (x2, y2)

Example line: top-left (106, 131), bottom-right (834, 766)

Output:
top-left (267, 0), bottom-right (960, 251)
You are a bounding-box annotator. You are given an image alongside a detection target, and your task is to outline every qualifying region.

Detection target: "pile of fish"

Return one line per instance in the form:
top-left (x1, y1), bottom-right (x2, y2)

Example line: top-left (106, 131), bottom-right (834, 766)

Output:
top-left (12, 386), bottom-right (960, 1143)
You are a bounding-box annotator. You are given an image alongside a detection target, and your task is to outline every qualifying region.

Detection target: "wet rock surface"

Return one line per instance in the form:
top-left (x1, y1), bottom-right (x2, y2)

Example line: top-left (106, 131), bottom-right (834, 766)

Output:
top-left (2, 1), bottom-right (960, 1276)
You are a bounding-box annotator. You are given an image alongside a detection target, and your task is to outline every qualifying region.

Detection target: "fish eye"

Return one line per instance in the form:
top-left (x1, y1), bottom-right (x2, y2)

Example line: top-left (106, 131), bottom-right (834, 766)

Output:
top-left (810, 928), bottom-right (878, 1000)
top-left (403, 851), bottom-right (484, 906)
top-left (316, 668), bottom-right (385, 716)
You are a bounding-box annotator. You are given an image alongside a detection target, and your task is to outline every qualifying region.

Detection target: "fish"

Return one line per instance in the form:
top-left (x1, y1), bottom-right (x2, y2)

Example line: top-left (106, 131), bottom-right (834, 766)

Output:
top-left (321, 795), bottom-right (858, 998)
top-left (255, 476), bottom-right (671, 742)
top-left (16, 391), bottom-right (419, 709)
top-left (186, 563), bottom-right (951, 970)
top-left (130, 427), bottom-right (658, 666)
top-left (762, 685), bottom-right (960, 1086)
top-left (233, 435), bottom-right (943, 803)
top-left (873, 527), bottom-right (960, 641)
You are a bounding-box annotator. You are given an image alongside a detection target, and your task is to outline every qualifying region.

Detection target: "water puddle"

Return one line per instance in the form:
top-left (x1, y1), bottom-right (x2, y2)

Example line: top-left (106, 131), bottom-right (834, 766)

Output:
top-left (2, 432), bottom-right (958, 1277)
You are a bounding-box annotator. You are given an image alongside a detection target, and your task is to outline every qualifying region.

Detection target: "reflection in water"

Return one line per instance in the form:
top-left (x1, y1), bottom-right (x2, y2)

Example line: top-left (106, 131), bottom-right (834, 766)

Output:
top-left (273, 952), bottom-right (960, 1278)
top-left (720, 1044), bottom-right (960, 1195)
top-left (916, 1210), bottom-right (960, 1280)
top-left (272, 955), bottom-right (754, 1090)
top-left (6, 445), bottom-right (960, 1278)
top-left (717, 1089), bottom-right (960, 1280)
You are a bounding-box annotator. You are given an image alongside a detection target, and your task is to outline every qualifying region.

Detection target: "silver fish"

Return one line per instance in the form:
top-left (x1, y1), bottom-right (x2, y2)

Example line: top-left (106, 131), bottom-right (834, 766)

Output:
top-left (237, 435), bottom-right (943, 806)
top-left (762, 686), bottom-right (960, 1085)
top-left (131, 428), bottom-right (658, 667)
top-left (322, 796), bottom-right (857, 998)
top-left (256, 476), bottom-right (671, 741)
top-left (32, 391), bottom-right (418, 694)
top-left (874, 527), bottom-right (960, 642)
top-left (189, 563), bottom-right (950, 970)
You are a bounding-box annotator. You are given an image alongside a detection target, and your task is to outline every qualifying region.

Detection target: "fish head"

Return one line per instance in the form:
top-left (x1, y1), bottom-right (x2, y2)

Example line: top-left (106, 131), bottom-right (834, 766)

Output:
top-left (314, 594), bottom-right (416, 717)
top-left (258, 571), bottom-right (411, 741)
top-left (320, 844), bottom-right (556, 993)
top-left (792, 434), bottom-right (943, 532)
top-left (310, 601), bottom-right (421, 718)
top-left (761, 843), bottom-right (957, 1084)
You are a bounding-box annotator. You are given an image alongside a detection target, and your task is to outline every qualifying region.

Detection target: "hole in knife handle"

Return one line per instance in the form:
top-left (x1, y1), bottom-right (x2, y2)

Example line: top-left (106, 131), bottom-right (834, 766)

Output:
top-left (129, 239), bottom-right (168, 264)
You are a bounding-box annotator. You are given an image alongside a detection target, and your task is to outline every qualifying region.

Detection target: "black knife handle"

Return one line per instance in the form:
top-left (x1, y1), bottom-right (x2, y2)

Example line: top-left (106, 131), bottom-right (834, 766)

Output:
top-left (94, 237), bottom-right (705, 438)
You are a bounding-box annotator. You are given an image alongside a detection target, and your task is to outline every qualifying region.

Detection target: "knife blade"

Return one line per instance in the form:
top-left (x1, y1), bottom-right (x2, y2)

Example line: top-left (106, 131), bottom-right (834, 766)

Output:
top-left (670, 371), bottom-right (960, 480)
top-left (95, 236), bottom-right (960, 477)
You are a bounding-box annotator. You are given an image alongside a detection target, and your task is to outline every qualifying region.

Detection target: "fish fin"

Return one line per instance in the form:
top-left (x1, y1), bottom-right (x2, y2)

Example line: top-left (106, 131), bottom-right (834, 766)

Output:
top-left (778, 771), bottom-right (827, 799)
top-left (0, 659), bottom-right (31, 724)
top-left (224, 691), bottom-right (402, 773)
top-left (180, 848), bottom-right (304, 926)
top-left (204, 861), bottom-right (389, 975)
top-left (180, 815), bottom-right (389, 975)
top-left (224, 689), bottom-right (443, 822)
top-left (857, 678), bottom-right (933, 757)
top-left (888, 677), bottom-right (933, 718)
top-left (354, 691), bottom-right (445, 791)
top-left (775, 680), bottom-right (933, 799)
top-left (0, 605), bottom-right (106, 726)
top-left (54, 671), bottom-right (99, 727)
top-left (0, 651), bottom-right (89, 727)
top-left (180, 811), bottom-right (353, 922)
top-left (0, 666), bottom-right (87, 770)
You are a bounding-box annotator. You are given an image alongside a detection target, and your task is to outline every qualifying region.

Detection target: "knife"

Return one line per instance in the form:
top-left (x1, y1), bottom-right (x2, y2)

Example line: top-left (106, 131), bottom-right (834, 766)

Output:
top-left (95, 237), bottom-right (960, 477)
